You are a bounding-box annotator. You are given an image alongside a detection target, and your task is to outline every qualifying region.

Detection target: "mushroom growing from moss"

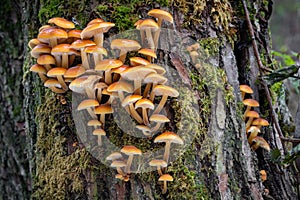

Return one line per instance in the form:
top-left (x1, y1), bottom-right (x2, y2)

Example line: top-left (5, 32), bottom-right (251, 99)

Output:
top-left (152, 85), bottom-right (179, 114)
top-left (121, 145), bottom-right (142, 174)
top-left (149, 159), bottom-right (167, 176)
top-left (48, 17), bottom-right (75, 29)
top-left (158, 174), bottom-right (173, 194)
top-left (136, 125), bottom-right (151, 136)
top-left (106, 152), bottom-right (123, 162)
top-left (154, 131), bottom-right (183, 164)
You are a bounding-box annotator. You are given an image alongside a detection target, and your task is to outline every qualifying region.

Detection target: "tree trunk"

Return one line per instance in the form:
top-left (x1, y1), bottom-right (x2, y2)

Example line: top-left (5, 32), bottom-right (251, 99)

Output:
top-left (0, 0), bottom-right (298, 199)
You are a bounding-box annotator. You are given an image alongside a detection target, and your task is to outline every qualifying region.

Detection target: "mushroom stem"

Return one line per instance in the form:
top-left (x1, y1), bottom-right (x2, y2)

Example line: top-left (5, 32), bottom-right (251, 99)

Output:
top-left (153, 95), bottom-right (168, 114)
top-left (94, 33), bottom-right (104, 47)
top-left (129, 104), bottom-right (143, 124)
top-left (116, 167), bottom-right (125, 176)
top-left (93, 53), bottom-right (100, 67)
top-left (245, 117), bottom-right (255, 129)
top-left (38, 73), bottom-right (48, 82)
top-left (162, 180), bottom-right (167, 194)
top-left (134, 79), bottom-right (142, 95)
top-left (81, 49), bottom-right (90, 69)
top-left (96, 88), bottom-right (102, 103)
top-left (143, 83), bottom-right (152, 98)
top-left (85, 87), bottom-right (95, 99)
top-left (157, 166), bottom-right (163, 176)
top-left (44, 64), bottom-right (52, 71)
top-left (149, 83), bottom-right (158, 101)
top-left (151, 122), bottom-right (162, 133)
top-left (87, 107), bottom-right (97, 119)
top-left (119, 50), bottom-right (127, 63)
top-left (241, 92), bottom-right (246, 100)
top-left (49, 39), bottom-right (58, 48)
top-left (142, 108), bottom-right (150, 126)
top-left (100, 114), bottom-right (106, 128)
top-left (163, 141), bottom-right (171, 164)
top-left (243, 106), bottom-right (251, 120)
top-left (145, 29), bottom-right (155, 50)
top-left (153, 19), bottom-right (163, 49)
top-left (104, 70), bottom-right (112, 85)
top-left (57, 75), bottom-right (68, 91)
top-left (49, 86), bottom-right (65, 93)
top-left (97, 136), bottom-right (102, 146)
top-left (118, 91), bottom-right (130, 114)
top-left (61, 53), bottom-right (69, 68)
top-left (54, 55), bottom-right (62, 68)
top-left (125, 155), bottom-right (133, 174)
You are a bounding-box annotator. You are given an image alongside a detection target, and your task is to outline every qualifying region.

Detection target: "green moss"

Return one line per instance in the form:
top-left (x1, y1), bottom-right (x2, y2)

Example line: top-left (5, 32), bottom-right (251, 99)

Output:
top-left (198, 38), bottom-right (220, 58)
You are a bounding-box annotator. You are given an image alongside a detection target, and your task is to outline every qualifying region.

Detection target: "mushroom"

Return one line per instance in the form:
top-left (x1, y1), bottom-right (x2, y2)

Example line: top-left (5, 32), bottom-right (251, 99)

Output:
top-left (111, 160), bottom-right (127, 176)
top-left (158, 174), bottom-right (173, 194)
top-left (247, 126), bottom-right (260, 144)
top-left (134, 19), bottom-right (145, 45)
top-left (135, 98), bottom-right (154, 126)
top-left (28, 38), bottom-right (42, 49)
top-left (242, 99), bottom-right (259, 119)
top-left (84, 45), bottom-right (107, 67)
top-left (30, 44), bottom-right (51, 59)
top-left (110, 39), bottom-right (141, 62)
top-left (107, 81), bottom-right (133, 102)
top-left (239, 85), bottom-right (253, 100)
top-left (47, 67), bottom-right (68, 91)
top-left (152, 85), bottom-right (179, 114)
top-left (87, 119), bottom-right (102, 129)
top-left (81, 22), bottom-right (115, 47)
top-left (37, 54), bottom-right (56, 71)
top-left (80, 75), bottom-right (102, 99)
top-left (138, 19), bottom-right (159, 50)
top-left (87, 18), bottom-right (105, 26)
top-left (106, 152), bottom-right (123, 161)
top-left (138, 48), bottom-right (157, 62)
top-left (154, 131), bottom-right (183, 164)
top-left (51, 44), bottom-right (79, 68)
top-left (244, 110), bottom-right (259, 129)
top-left (250, 136), bottom-right (270, 151)
top-left (129, 57), bottom-right (150, 66)
top-left (252, 118), bottom-right (269, 129)
top-left (48, 17), bottom-right (75, 29)
top-left (38, 28), bottom-right (68, 48)
top-left (92, 128), bottom-right (106, 146)
top-left (149, 159), bottom-right (167, 176)
top-left (94, 104), bottom-right (113, 127)
top-left (136, 125), bottom-right (151, 136)
top-left (147, 9), bottom-right (174, 49)
top-left (260, 170), bottom-right (267, 182)
top-left (44, 79), bottom-right (65, 93)
top-left (120, 145), bottom-right (142, 174)
top-left (190, 51), bottom-right (199, 64)
top-left (67, 29), bottom-right (82, 43)
top-left (149, 114), bottom-right (170, 133)
top-left (77, 99), bottom-right (99, 119)
top-left (143, 73), bottom-right (168, 100)
top-left (111, 65), bottom-right (130, 82)
top-left (94, 82), bottom-right (108, 103)
top-left (70, 39), bottom-right (96, 69)
top-left (102, 89), bottom-right (119, 105)
top-left (95, 59), bottom-right (123, 84)
top-left (30, 64), bottom-right (48, 82)
top-left (146, 64), bottom-right (166, 75)
top-left (121, 66), bottom-right (156, 95)
top-left (64, 64), bottom-right (86, 80)
top-left (121, 95), bottom-right (143, 124)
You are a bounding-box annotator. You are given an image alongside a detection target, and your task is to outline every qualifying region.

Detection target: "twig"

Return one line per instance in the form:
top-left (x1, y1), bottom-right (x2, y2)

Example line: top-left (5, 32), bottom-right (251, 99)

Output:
top-left (280, 137), bottom-right (300, 143)
top-left (242, 0), bottom-right (287, 153)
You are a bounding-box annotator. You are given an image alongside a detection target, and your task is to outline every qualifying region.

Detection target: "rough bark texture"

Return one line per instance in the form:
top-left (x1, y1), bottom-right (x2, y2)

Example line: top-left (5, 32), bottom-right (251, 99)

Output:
top-left (0, 0), bottom-right (298, 199)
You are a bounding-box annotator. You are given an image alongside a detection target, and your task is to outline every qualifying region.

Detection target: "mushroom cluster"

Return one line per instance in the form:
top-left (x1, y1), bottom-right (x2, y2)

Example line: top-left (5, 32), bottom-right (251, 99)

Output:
top-left (239, 85), bottom-right (270, 152)
top-left (29, 9), bottom-right (181, 193)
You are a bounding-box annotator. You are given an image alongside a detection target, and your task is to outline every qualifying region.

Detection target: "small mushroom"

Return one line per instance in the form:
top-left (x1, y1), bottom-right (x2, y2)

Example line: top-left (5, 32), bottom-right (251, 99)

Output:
top-left (250, 136), bottom-right (270, 151)
top-left (87, 18), bottom-right (105, 26)
top-left (67, 29), bottom-right (82, 43)
top-left (94, 82), bottom-right (108, 103)
top-left (38, 28), bottom-right (68, 48)
top-left (44, 79), bottom-right (65, 93)
top-left (244, 110), bottom-right (259, 129)
top-left (136, 125), bottom-right (151, 136)
top-left (84, 45), bottom-right (107, 67)
top-left (64, 64), bottom-right (86, 80)
top-left (94, 104), bottom-right (113, 127)
top-left (260, 170), bottom-right (267, 182)
top-left (87, 119), bottom-right (102, 129)
top-left (242, 99), bottom-right (259, 119)
top-left (143, 73), bottom-right (168, 100)
top-left (247, 126), bottom-right (260, 144)
top-left (138, 19), bottom-right (158, 50)
top-left (37, 54), bottom-right (56, 71)
top-left (129, 57), bottom-right (150, 66)
top-left (121, 145), bottom-right (142, 174)
top-left (149, 159), bottom-right (167, 176)
top-left (146, 64), bottom-right (166, 75)
top-left (30, 64), bottom-right (48, 82)
top-left (158, 174), bottom-right (173, 194)
top-left (154, 131), bottom-right (183, 164)
top-left (92, 128), bottom-right (106, 146)
top-left (110, 39), bottom-right (141, 62)
top-left (30, 44), bottom-right (51, 59)
top-left (51, 44), bottom-right (79, 68)
top-left (122, 95), bottom-right (143, 124)
top-left (152, 85), bottom-right (179, 114)
top-left (28, 38), bottom-right (42, 49)
top-left (239, 85), bottom-right (253, 100)
top-left (252, 118), bottom-right (269, 129)
top-left (47, 67), bottom-right (68, 91)
top-left (149, 114), bottom-right (170, 133)
top-left (95, 59), bottom-right (123, 84)
top-left (111, 160), bottom-right (127, 176)
top-left (135, 98), bottom-right (154, 126)
top-left (106, 152), bottom-right (123, 161)
top-left (107, 81), bottom-right (133, 102)
top-left (138, 48), bottom-right (157, 62)
top-left (70, 39), bottom-right (96, 69)
top-left (77, 99), bottom-right (99, 119)
top-left (48, 17), bottom-right (75, 29)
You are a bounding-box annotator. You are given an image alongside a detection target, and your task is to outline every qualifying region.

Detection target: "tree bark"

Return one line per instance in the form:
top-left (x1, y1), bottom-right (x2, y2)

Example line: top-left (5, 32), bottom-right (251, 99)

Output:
top-left (0, 0), bottom-right (298, 199)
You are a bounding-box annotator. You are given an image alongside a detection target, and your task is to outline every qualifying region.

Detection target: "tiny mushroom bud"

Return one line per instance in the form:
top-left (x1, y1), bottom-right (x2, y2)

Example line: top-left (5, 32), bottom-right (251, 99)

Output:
top-left (239, 85), bottom-right (253, 100)
top-left (245, 110), bottom-right (259, 129)
top-left (47, 67), bottom-right (68, 91)
top-left (158, 174), bottom-right (173, 194)
top-left (135, 98), bottom-right (154, 126)
top-left (154, 131), bottom-right (183, 164)
top-left (152, 85), bottom-right (179, 114)
top-left (149, 159), bottom-right (167, 176)
top-left (94, 104), bottom-right (113, 127)
top-left (111, 160), bottom-right (127, 176)
top-left (77, 99), bottom-right (100, 119)
top-left (121, 145), bottom-right (142, 174)
top-left (252, 118), bottom-right (269, 129)
top-left (92, 128), bottom-right (106, 146)
top-left (251, 136), bottom-right (270, 151)
top-left (242, 99), bottom-right (259, 119)
top-left (149, 114), bottom-right (170, 133)
top-left (111, 39), bottom-right (141, 62)
top-left (122, 95), bottom-right (143, 124)
top-left (30, 64), bottom-right (48, 82)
